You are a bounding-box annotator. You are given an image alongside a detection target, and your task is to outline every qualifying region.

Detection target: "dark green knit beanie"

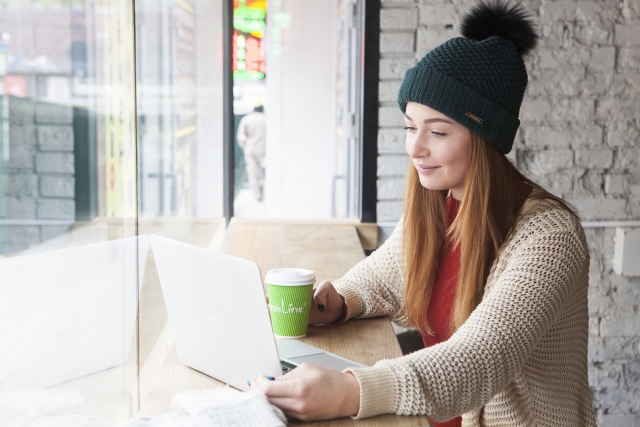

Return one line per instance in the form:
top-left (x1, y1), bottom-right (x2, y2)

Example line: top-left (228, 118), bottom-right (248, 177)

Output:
top-left (398, 0), bottom-right (539, 154)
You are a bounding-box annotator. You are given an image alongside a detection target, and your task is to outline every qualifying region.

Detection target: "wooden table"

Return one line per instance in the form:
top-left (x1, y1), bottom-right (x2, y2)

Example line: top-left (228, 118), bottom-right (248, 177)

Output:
top-left (23, 217), bottom-right (427, 425)
top-left (138, 218), bottom-right (430, 426)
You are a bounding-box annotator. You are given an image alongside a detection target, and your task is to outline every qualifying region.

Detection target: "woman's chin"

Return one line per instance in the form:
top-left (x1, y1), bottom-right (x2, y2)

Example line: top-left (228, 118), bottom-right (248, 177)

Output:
top-left (418, 177), bottom-right (446, 192)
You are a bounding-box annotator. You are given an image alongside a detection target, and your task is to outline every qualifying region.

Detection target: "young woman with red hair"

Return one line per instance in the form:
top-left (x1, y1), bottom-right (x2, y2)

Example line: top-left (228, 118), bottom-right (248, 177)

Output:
top-left (250, 2), bottom-right (597, 426)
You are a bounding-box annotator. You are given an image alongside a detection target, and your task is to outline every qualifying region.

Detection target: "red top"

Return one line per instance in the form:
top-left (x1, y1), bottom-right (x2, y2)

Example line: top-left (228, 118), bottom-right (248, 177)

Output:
top-left (421, 196), bottom-right (463, 427)
top-left (421, 182), bottom-right (532, 427)
top-left (421, 195), bottom-right (462, 351)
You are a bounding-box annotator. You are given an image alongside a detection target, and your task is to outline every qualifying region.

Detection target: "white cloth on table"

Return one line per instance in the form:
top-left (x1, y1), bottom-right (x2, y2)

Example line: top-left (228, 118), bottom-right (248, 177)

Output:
top-left (0, 389), bottom-right (110, 427)
top-left (124, 388), bottom-right (287, 427)
top-left (0, 388), bottom-right (286, 427)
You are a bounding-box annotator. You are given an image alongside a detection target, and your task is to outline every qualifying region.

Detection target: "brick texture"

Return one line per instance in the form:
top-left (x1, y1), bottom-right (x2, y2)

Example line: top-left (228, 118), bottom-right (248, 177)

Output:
top-left (380, 32), bottom-right (415, 54)
top-left (37, 125), bottom-right (74, 151)
top-left (2, 97), bottom-right (76, 252)
top-left (381, 8), bottom-right (418, 30)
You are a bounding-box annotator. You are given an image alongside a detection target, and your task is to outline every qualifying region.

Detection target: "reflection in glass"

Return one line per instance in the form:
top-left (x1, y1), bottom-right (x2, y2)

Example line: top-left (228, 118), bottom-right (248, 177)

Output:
top-left (132, 1), bottom-right (225, 418)
top-left (0, 235), bottom-right (147, 388)
top-left (0, 0), bottom-right (139, 422)
top-left (135, 0), bottom-right (224, 218)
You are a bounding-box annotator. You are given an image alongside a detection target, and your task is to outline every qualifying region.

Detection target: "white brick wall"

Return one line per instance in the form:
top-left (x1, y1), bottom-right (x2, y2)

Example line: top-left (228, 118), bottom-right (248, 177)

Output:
top-left (0, 174), bottom-right (38, 197)
top-left (381, 8), bottom-right (418, 29)
top-left (376, 1), bottom-right (640, 424)
top-left (35, 102), bottom-right (74, 124)
top-left (378, 128), bottom-right (407, 153)
top-left (380, 32), bottom-right (415, 53)
top-left (379, 57), bottom-right (417, 79)
top-left (38, 125), bottom-right (74, 151)
top-left (40, 176), bottom-right (75, 198)
top-left (615, 23), bottom-right (640, 45)
top-left (378, 155), bottom-right (409, 176)
top-left (0, 97), bottom-right (75, 253)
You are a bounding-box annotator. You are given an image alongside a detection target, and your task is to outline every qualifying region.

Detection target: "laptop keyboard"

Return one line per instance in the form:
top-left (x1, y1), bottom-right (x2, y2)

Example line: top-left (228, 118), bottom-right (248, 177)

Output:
top-left (280, 360), bottom-right (296, 374)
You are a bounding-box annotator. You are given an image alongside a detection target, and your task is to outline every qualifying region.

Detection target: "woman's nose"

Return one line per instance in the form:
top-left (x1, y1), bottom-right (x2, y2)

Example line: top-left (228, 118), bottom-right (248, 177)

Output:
top-left (406, 138), bottom-right (429, 158)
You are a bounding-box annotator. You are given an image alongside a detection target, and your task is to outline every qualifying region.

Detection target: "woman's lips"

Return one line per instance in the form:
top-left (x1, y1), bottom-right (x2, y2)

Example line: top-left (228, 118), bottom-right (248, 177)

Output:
top-left (415, 164), bottom-right (440, 174)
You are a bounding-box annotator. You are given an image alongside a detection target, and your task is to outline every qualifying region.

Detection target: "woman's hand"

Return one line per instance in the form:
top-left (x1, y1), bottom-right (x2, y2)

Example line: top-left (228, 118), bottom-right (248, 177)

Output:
top-left (308, 281), bottom-right (345, 325)
top-left (250, 363), bottom-right (360, 421)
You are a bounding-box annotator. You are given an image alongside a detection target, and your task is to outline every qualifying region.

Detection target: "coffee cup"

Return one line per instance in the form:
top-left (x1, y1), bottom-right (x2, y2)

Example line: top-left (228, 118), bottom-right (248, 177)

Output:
top-left (265, 268), bottom-right (316, 339)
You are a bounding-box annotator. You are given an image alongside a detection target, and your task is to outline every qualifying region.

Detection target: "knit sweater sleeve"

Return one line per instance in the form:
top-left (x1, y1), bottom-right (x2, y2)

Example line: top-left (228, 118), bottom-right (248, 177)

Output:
top-left (346, 207), bottom-right (590, 420)
top-left (331, 220), bottom-right (405, 321)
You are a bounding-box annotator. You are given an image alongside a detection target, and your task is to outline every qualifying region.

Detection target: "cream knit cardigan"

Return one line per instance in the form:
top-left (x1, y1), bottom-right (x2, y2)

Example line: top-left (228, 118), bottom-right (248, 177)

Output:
top-left (333, 197), bottom-right (597, 426)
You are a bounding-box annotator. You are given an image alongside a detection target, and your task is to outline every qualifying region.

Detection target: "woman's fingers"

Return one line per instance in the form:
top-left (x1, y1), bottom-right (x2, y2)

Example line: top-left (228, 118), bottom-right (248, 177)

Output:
top-left (319, 281), bottom-right (346, 313)
top-left (251, 370), bottom-right (314, 419)
top-left (313, 281), bottom-right (333, 312)
top-left (252, 372), bottom-right (302, 398)
top-left (309, 281), bottom-right (342, 324)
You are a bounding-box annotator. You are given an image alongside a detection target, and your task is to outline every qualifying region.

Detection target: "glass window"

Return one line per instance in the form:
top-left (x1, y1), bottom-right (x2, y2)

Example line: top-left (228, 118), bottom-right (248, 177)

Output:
top-left (0, 0), bottom-right (140, 422)
top-left (0, 0), bottom-right (224, 422)
top-left (232, 0), bottom-right (365, 219)
top-left (135, 0), bottom-right (224, 219)
top-left (133, 0), bottom-right (225, 412)
top-left (0, 0), bottom-right (366, 421)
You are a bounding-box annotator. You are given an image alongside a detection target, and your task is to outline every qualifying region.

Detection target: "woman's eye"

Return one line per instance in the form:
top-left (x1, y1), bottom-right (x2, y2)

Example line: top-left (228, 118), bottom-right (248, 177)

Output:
top-left (403, 126), bottom-right (416, 131)
top-left (432, 132), bottom-right (446, 137)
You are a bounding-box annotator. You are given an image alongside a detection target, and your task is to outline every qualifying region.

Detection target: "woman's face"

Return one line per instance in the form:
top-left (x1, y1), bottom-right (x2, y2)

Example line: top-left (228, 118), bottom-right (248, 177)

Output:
top-left (404, 102), bottom-right (471, 200)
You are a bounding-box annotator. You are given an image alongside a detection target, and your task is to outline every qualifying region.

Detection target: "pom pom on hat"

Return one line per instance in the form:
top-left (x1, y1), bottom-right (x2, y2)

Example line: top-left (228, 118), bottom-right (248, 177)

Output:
top-left (460, 0), bottom-right (539, 59)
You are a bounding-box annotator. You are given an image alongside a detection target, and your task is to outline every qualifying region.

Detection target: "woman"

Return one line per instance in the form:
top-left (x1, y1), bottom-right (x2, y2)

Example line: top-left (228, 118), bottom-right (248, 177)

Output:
top-left (250, 1), bottom-right (597, 425)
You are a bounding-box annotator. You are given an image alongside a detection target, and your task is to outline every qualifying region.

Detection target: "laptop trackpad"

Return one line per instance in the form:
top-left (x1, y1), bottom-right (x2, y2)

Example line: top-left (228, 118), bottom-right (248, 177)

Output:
top-left (287, 353), bottom-right (364, 371)
top-left (276, 339), bottom-right (324, 358)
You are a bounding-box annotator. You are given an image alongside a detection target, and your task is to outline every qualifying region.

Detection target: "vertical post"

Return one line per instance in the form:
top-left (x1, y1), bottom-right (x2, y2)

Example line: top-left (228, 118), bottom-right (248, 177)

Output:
top-left (361, 0), bottom-right (380, 223)
top-left (1, 94), bottom-right (8, 161)
top-left (73, 107), bottom-right (99, 221)
top-left (223, 0), bottom-right (235, 224)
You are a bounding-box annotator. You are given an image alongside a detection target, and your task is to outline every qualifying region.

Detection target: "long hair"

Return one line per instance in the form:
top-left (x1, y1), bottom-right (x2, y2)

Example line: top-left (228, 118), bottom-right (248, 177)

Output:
top-left (400, 132), bottom-right (578, 335)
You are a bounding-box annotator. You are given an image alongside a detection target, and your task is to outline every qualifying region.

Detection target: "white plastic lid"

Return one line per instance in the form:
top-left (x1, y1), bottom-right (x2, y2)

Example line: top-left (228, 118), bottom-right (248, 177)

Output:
top-left (265, 268), bottom-right (316, 286)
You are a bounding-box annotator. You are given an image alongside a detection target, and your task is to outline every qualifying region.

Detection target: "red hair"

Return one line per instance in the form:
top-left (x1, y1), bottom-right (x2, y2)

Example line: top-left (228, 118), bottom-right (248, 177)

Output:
top-left (400, 133), bottom-right (578, 334)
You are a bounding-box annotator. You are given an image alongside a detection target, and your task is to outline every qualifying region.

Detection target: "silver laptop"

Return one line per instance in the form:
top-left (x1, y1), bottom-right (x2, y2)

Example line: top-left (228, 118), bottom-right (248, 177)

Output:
top-left (150, 234), bottom-right (364, 392)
